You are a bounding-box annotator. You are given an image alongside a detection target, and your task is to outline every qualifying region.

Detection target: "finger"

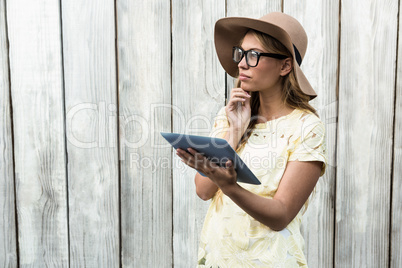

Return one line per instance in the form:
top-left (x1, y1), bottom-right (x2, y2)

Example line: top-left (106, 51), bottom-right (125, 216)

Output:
top-left (189, 150), bottom-right (220, 172)
top-left (225, 160), bottom-right (236, 175)
top-left (232, 91), bottom-right (251, 99)
top-left (225, 160), bottom-right (233, 168)
top-left (230, 88), bottom-right (242, 98)
top-left (176, 148), bottom-right (193, 159)
top-left (244, 94), bottom-right (251, 109)
top-left (231, 88), bottom-right (251, 96)
top-left (176, 149), bottom-right (197, 168)
top-left (232, 90), bottom-right (251, 97)
top-left (190, 149), bottom-right (210, 170)
top-left (231, 87), bottom-right (247, 93)
top-left (186, 147), bottom-right (199, 156)
top-left (178, 148), bottom-right (200, 159)
top-left (228, 97), bottom-right (247, 104)
top-left (187, 148), bottom-right (209, 167)
top-left (184, 148), bottom-right (214, 172)
top-left (180, 158), bottom-right (195, 169)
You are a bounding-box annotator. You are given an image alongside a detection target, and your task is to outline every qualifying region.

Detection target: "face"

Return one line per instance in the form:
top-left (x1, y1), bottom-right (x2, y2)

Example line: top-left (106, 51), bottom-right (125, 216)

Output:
top-left (237, 32), bottom-right (291, 93)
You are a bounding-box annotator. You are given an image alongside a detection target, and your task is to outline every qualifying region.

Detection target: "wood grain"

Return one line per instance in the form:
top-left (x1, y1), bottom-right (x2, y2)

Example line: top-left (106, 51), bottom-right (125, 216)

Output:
top-left (116, 0), bottom-right (173, 266)
top-left (172, 0), bottom-right (225, 265)
top-left (61, 0), bottom-right (119, 266)
top-left (3, 1), bottom-right (402, 266)
top-left (391, 0), bottom-right (402, 266)
top-left (284, 1), bottom-right (339, 267)
top-left (6, 0), bottom-right (69, 266)
top-left (336, 0), bottom-right (398, 266)
top-left (0, 0), bottom-right (17, 266)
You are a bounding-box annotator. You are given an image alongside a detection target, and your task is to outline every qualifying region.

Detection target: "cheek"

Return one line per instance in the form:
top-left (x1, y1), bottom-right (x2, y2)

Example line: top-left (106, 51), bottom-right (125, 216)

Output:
top-left (254, 67), bottom-right (281, 87)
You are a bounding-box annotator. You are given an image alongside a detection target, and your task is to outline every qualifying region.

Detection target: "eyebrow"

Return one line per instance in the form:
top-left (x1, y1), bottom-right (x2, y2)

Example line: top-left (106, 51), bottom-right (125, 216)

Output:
top-left (240, 46), bottom-right (265, 52)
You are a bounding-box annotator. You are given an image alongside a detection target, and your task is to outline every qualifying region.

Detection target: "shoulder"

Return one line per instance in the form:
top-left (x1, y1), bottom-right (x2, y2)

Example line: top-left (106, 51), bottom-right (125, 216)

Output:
top-left (210, 106), bottom-right (229, 132)
top-left (288, 109), bottom-right (324, 135)
top-left (216, 106), bottom-right (227, 116)
top-left (212, 106), bottom-right (229, 124)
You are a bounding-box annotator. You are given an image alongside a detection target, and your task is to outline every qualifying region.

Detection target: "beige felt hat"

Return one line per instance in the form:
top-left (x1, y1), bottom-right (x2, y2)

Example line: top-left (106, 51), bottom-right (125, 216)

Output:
top-left (214, 12), bottom-right (317, 100)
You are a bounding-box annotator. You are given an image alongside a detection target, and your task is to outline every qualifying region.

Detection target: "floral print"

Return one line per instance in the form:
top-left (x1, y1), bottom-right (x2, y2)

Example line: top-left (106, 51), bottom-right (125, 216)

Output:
top-left (197, 107), bottom-right (327, 267)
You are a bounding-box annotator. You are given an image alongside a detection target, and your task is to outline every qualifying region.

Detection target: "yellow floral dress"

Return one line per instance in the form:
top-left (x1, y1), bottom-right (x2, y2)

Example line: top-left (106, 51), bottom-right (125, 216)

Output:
top-left (197, 106), bottom-right (327, 268)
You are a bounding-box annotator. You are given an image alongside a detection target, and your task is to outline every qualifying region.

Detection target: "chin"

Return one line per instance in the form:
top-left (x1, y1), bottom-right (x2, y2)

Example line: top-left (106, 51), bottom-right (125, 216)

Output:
top-left (240, 86), bottom-right (257, 93)
top-left (240, 84), bottom-right (252, 92)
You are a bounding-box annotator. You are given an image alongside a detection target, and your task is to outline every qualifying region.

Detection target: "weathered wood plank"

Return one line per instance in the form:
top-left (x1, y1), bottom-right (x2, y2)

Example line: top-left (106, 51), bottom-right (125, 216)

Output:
top-left (227, 0), bottom-right (281, 17)
top-left (6, 0), bottom-right (69, 266)
top-left (226, 0), bottom-right (282, 92)
top-left (391, 1), bottom-right (402, 266)
top-left (336, 0), bottom-right (398, 266)
top-left (172, 0), bottom-right (225, 265)
top-left (283, 1), bottom-right (339, 267)
top-left (116, 0), bottom-right (172, 266)
top-left (0, 0), bottom-right (17, 266)
top-left (61, 0), bottom-right (119, 266)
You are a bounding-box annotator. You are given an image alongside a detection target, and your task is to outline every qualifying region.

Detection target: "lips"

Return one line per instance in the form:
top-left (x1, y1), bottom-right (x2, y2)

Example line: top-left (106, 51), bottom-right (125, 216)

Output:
top-left (239, 73), bottom-right (250, 80)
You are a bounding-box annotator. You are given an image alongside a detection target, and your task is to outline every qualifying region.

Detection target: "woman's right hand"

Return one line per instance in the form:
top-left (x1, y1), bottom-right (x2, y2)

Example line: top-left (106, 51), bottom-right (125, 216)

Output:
top-left (225, 88), bottom-right (252, 136)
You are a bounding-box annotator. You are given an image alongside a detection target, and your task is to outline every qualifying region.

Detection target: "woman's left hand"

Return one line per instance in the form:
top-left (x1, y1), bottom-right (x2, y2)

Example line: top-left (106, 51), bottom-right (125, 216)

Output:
top-left (176, 147), bottom-right (237, 190)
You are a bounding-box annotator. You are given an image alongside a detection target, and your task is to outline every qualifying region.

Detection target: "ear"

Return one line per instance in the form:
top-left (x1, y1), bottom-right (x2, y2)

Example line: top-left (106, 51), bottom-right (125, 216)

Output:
top-left (279, 58), bottom-right (293, 76)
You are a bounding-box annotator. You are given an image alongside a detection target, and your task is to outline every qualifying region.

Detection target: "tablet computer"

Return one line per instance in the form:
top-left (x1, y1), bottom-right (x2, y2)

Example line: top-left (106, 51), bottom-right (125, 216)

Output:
top-left (161, 132), bottom-right (261, 185)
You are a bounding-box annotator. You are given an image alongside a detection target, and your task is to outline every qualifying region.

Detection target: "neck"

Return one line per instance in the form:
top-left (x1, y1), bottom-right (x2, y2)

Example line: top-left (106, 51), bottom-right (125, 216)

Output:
top-left (257, 83), bottom-right (293, 123)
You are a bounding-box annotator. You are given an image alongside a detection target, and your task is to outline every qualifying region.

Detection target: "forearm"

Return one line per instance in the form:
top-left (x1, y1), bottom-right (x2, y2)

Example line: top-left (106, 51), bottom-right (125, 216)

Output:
top-left (222, 184), bottom-right (289, 231)
top-left (195, 172), bottom-right (219, 200)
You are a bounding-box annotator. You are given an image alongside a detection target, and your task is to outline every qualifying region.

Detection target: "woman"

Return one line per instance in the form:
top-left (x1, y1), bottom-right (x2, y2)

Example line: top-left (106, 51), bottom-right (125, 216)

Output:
top-left (176, 12), bottom-right (327, 267)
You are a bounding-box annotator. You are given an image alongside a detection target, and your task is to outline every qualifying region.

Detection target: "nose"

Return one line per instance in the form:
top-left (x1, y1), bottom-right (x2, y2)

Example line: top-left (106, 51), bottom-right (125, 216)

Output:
top-left (238, 55), bottom-right (248, 69)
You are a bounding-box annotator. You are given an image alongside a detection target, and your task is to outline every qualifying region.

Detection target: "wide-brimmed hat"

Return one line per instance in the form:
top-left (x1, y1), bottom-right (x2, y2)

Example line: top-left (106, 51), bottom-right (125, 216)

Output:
top-left (214, 12), bottom-right (317, 100)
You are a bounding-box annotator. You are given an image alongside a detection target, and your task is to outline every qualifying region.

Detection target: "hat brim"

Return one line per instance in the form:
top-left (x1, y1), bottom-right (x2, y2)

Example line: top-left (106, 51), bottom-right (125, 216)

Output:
top-left (214, 17), bottom-right (317, 100)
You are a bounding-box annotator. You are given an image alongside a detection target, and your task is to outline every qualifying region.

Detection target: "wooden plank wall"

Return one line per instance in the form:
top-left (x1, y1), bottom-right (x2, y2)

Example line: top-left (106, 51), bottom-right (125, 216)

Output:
top-left (171, 0), bottom-right (225, 265)
top-left (117, 0), bottom-right (172, 266)
top-left (62, 0), bottom-right (120, 266)
top-left (0, 0), bottom-right (401, 267)
top-left (0, 0), bottom-right (17, 266)
top-left (6, 0), bottom-right (69, 266)
top-left (336, 0), bottom-right (398, 267)
top-left (284, 1), bottom-right (338, 267)
top-left (392, 1), bottom-right (402, 266)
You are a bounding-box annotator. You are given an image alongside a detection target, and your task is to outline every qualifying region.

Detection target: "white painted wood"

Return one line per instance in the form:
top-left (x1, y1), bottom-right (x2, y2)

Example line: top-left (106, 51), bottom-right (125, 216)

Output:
top-left (284, 1), bottom-right (339, 267)
top-left (116, 0), bottom-right (172, 266)
top-left (336, 0), bottom-right (398, 266)
top-left (226, 0), bottom-right (282, 95)
top-left (227, 0), bottom-right (281, 17)
top-left (172, 0), bottom-right (225, 265)
top-left (61, 0), bottom-right (119, 266)
top-left (6, 0), bottom-right (69, 266)
top-left (391, 1), bottom-right (402, 266)
top-left (0, 0), bottom-right (17, 266)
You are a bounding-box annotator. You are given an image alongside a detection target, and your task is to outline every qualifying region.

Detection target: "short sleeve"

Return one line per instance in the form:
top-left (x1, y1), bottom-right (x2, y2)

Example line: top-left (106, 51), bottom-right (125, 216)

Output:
top-left (288, 121), bottom-right (327, 177)
top-left (209, 106), bottom-right (229, 139)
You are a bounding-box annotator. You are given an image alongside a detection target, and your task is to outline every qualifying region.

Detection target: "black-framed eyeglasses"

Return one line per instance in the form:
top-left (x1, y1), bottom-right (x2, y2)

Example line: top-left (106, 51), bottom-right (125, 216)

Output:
top-left (232, 46), bottom-right (288, 67)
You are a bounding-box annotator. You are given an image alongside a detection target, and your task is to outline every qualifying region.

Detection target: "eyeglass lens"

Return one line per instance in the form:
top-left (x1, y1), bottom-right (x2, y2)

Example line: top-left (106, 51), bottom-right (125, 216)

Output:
top-left (232, 47), bottom-right (259, 67)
